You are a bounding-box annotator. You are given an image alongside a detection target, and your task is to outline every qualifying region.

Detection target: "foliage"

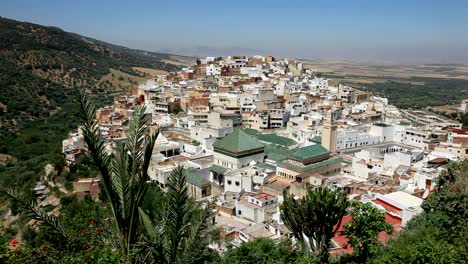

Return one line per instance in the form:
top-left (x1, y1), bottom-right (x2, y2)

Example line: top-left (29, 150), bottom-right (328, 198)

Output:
top-left (215, 238), bottom-right (311, 264)
top-left (0, 16), bottom-right (180, 132)
top-left (461, 113), bottom-right (468, 129)
top-left (372, 159), bottom-right (468, 264)
top-left (135, 166), bottom-right (217, 264)
top-left (342, 201), bottom-right (392, 263)
top-left (0, 193), bottom-right (120, 263)
top-left (79, 90), bottom-right (158, 259)
top-left (280, 187), bottom-right (349, 262)
top-left (351, 77), bottom-right (468, 109)
top-left (171, 104), bottom-right (184, 115)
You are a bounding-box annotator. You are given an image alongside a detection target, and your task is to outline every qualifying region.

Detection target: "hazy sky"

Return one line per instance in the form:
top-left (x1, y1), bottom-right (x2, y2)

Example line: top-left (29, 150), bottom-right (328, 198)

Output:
top-left (2, 0), bottom-right (468, 63)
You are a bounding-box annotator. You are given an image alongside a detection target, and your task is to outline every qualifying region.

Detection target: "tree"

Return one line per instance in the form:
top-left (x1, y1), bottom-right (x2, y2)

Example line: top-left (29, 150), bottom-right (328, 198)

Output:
top-left (216, 238), bottom-right (308, 264)
top-left (280, 187), bottom-right (349, 262)
top-left (343, 201), bottom-right (392, 263)
top-left (78, 90), bottom-right (159, 259)
top-left (135, 166), bottom-right (216, 264)
top-left (171, 104), bottom-right (183, 115)
top-left (462, 113), bottom-right (468, 129)
top-left (0, 91), bottom-right (216, 263)
top-left (371, 159), bottom-right (468, 264)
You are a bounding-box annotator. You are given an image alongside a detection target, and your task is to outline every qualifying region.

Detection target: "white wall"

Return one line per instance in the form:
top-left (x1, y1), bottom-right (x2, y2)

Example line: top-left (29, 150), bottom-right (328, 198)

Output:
top-left (384, 152), bottom-right (412, 169)
top-left (214, 152), bottom-right (265, 170)
top-left (224, 174), bottom-right (253, 193)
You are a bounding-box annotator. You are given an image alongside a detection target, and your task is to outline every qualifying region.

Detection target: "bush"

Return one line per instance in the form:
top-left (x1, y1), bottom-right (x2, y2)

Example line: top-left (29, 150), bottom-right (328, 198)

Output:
top-left (64, 181), bottom-right (73, 191)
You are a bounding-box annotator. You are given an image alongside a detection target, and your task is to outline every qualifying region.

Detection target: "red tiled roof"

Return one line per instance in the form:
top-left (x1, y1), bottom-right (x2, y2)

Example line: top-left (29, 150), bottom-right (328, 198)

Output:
top-left (330, 215), bottom-right (353, 255)
top-left (330, 213), bottom-right (402, 256)
top-left (239, 192), bottom-right (276, 209)
top-left (249, 192), bottom-right (276, 202)
top-left (428, 157), bottom-right (448, 164)
top-left (444, 127), bottom-right (468, 135)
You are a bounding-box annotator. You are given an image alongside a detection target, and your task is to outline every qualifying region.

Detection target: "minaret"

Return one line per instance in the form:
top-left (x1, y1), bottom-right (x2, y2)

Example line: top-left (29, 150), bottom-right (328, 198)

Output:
top-left (322, 110), bottom-right (337, 153)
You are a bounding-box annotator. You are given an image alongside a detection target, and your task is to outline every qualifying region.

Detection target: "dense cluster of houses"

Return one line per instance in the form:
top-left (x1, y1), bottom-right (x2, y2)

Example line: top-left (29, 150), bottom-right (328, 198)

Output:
top-left (62, 55), bottom-right (467, 254)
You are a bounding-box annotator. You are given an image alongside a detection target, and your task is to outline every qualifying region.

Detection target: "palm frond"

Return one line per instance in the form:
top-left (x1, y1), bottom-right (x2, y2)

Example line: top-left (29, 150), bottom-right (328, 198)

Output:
top-left (78, 90), bottom-right (114, 205)
top-left (111, 143), bottom-right (132, 220)
top-left (138, 207), bottom-right (159, 241)
top-left (163, 166), bottom-right (192, 263)
top-left (0, 187), bottom-right (71, 243)
top-left (180, 203), bottom-right (213, 263)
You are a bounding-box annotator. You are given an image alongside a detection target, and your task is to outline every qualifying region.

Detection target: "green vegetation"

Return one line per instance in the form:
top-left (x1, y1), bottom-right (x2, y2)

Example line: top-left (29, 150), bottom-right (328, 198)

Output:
top-left (280, 187), bottom-right (349, 262)
top-left (0, 94), bottom-right (216, 263)
top-left (78, 92), bottom-right (159, 258)
top-left (0, 18), bottom-right (181, 249)
top-left (343, 202), bottom-right (393, 263)
top-left (0, 17), bottom-right (180, 132)
top-left (354, 78), bottom-right (468, 108)
top-left (371, 160), bottom-right (468, 263)
top-left (216, 238), bottom-right (307, 264)
top-left (461, 113), bottom-right (468, 129)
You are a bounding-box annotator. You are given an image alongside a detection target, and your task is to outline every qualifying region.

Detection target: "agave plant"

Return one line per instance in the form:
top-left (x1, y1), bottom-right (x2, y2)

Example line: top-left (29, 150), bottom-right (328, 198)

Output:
top-left (78, 90), bottom-right (159, 259)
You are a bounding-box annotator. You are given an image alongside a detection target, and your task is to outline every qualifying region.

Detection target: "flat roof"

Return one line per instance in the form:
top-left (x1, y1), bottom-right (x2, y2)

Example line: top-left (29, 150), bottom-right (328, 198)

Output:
top-left (384, 191), bottom-right (423, 208)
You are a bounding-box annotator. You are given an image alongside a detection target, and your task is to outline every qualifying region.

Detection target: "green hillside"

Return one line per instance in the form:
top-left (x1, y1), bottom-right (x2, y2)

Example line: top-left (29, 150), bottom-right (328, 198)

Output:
top-left (0, 16), bottom-right (180, 132)
top-left (0, 17), bottom-right (181, 194)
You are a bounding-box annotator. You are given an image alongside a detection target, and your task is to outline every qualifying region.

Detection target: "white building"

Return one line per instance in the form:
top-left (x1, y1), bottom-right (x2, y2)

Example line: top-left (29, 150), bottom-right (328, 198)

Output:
top-left (336, 129), bottom-right (380, 150)
top-left (235, 192), bottom-right (278, 223)
top-left (205, 64), bottom-right (222, 76)
top-left (212, 129), bottom-right (265, 170)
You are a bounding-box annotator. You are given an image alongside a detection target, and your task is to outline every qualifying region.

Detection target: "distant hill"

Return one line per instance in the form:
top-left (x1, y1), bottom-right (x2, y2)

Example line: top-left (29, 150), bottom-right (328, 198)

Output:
top-left (0, 17), bottom-right (182, 131)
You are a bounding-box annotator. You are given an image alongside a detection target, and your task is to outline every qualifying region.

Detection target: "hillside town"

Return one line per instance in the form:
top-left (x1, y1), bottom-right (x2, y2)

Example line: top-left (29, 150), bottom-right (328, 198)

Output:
top-left (62, 55), bottom-right (467, 255)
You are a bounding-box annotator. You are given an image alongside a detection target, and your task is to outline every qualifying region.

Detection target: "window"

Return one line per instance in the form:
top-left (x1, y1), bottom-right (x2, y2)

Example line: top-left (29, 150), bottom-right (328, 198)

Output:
top-left (227, 180), bottom-right (232, 185)
top-left (238, 210), bottom-right (242, 215)
top-left (235, 181), bottom-right (240, 186)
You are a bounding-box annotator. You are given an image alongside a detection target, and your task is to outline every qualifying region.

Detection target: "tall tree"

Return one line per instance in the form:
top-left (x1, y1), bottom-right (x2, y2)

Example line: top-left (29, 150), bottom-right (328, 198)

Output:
top-left (343, 201), bottom-right (392, 263)
top-left (78, 90), bottom-right (159, 259)
top-left (280, 187), bottom-right (348, 262)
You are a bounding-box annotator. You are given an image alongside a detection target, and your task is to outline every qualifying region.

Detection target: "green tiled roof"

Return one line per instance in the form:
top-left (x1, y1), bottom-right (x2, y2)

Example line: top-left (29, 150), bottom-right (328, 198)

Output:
top-left (258, 134), bottom-right (297, 147)
top-left (277, 157), bottom-right (342, 173)
top-left (209, 164), bottom-right (228, 175)
top-left (243, 128), bottom-right (261, 136)
top-left (310, 136), bottom-right (322, 144)
top-left (264, 144), bottom-right (290, 162)
top-left (185, 169), bottom-right (210, 187)
top-left (213, 129), bottom-right (264, 153)
top-left (289, 144), bottom-right (329, 161)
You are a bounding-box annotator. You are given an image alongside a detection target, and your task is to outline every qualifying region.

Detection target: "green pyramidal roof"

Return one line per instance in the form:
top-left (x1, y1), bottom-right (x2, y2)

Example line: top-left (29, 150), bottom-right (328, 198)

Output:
top-left (213, 129), bottom-right (265, 154)
top-left (289, 144), bottom-right (329, 161)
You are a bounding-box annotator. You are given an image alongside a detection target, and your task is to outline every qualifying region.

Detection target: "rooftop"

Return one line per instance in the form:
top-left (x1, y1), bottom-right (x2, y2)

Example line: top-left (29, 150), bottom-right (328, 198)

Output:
top-left (277, 156), bottom-right (342, 173)
top-left (209, 164), bottom-right (228, 175)
top-left (288, 144), bottom-right (330, 161)
top-left (185, 168), bottom-right (211, 187)
top-left (258, 134), bottom-right (297, 147)
top-left (383, 191), bottom-right (423, 209)
top-left (264, 144), bottom-right (290, 162)
top-left (213, 129), bottom-right (265, 154)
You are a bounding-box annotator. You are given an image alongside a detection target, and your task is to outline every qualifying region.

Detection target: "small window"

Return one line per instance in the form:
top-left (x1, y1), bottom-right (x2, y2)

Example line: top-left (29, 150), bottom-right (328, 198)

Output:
top-left (227, 180), bottom-right (232, 185)
top-left (235, 181), bottom-right (240, 186)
